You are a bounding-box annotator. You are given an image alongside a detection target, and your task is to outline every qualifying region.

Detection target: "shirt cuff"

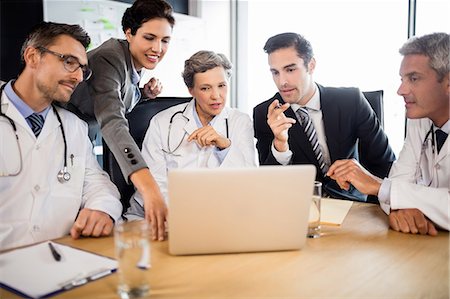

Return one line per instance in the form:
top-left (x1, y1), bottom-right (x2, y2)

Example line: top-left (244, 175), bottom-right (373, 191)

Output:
top-left (378, 178), bottom-right (392, 215)
top-left (271, 142), bottom-right (292, 165)
top-left (214, 146), bottom-right (230, 164)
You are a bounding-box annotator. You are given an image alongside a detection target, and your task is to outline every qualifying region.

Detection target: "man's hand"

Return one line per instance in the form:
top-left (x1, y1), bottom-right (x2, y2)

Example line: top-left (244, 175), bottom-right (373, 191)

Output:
top-left (70, 209), bottom-right (114, 239)
top-left (130, 168), bottom-right (167, 241)
top-left (143, 77), bottom-right (163, 99)
top-left (187, 125), bottom-right (231, 150)
top-left (327, 159), bottom-right (382, 196)
top-left (389, 209), bottom-right (438, 236)
top-left (267, 99), bottom-right (296, 152)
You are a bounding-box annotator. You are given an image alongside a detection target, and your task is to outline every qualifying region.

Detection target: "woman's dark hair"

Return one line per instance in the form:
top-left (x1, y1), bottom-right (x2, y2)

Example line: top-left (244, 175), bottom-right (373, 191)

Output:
top-left (122, 0), bottom-right (175, 35)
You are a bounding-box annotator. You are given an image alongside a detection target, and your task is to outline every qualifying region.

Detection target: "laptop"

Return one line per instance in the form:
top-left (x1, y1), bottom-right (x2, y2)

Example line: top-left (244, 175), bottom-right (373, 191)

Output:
top-left (168, 165), bottom-right (316, 255)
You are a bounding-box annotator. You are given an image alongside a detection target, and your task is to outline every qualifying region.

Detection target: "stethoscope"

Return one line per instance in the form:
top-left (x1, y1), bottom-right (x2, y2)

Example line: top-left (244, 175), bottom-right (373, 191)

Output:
top-left (162, 103), bottom-right (229, 156)
top-left (0, 83), bottom-right (71, 183)
top-left (416, 124), bottom-right (437, 187)
top-left (422, 125), bottom-right (436, 154)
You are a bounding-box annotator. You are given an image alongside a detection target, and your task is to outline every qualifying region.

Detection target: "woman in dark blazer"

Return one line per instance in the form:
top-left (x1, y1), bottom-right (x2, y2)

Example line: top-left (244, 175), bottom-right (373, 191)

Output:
top-left (70, 0), bottom-right (175, 241)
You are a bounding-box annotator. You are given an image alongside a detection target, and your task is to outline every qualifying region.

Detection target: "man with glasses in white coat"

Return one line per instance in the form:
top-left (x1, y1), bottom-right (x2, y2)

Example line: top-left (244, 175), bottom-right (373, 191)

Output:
top-left (327, 32), bottom-right (449, 235)
top-left (0, 22), bottom-right (122, 250)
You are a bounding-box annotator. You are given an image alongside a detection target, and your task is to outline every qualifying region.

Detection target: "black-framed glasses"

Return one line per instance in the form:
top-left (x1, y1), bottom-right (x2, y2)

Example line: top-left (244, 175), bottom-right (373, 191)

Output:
top-left (36, 46), bottom-right (92, 81)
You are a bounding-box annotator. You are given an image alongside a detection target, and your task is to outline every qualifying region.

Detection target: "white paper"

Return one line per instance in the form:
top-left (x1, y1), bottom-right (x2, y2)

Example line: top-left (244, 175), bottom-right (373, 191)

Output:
top-left (0, 241), bottom-right (117, 298)
top-left (321, 198), bottom-right (353, 226)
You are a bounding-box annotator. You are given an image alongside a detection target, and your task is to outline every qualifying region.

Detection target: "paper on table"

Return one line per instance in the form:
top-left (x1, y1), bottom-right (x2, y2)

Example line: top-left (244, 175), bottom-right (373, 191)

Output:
top-left (0, 241), bottom-right (117, 298)
top-left (320, 198), bottom-right (353, 226)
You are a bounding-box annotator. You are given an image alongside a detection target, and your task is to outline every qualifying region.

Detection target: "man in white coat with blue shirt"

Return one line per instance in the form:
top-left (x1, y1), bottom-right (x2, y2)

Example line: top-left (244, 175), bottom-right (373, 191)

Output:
top-left (0, 22), bottom-right (122, 250)
top-left (327, 32), bottom-right (449, 235)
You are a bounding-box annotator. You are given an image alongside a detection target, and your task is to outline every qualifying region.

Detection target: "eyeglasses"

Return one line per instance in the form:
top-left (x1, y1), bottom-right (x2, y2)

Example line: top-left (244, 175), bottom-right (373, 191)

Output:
top-left (36, 46), bottom-right (92, 81)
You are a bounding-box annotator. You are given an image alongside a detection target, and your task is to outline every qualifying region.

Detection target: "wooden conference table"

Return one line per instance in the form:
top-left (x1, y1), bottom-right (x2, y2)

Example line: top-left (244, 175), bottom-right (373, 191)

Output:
top-left (2, 203), bottom-right (449, 298)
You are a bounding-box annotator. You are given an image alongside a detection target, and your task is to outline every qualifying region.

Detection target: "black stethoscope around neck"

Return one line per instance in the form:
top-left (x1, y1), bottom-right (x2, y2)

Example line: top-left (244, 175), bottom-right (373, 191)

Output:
top-left (0, 83), bottom-right (71, 183)
top-left (416, 124), bottom-right (438, 187)
top-left (422, 124), bottom-right (436, 154)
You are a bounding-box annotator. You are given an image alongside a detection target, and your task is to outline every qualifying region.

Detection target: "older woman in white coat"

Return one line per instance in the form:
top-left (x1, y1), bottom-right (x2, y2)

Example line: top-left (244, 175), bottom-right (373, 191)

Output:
top-left (126, 50), bottom-right (257, 220)
top-left (326, 32), bottom-right (449, 235)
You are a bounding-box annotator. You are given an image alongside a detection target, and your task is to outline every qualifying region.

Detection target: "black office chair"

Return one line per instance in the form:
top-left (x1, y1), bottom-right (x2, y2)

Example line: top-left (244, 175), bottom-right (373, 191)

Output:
top-left (360, 90), bottom-right (385, 204)
top-left (362, 90), bottom-right (384, 128)
top-left (103, 97), bottom-right (192, 211)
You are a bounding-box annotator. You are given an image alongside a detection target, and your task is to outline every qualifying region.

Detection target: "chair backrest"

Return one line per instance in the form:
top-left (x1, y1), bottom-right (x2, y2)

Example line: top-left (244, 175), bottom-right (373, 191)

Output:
top-left (103, 97), bottom-right (192, 211)
top-left (360, 90), bottom-right (384, 204)
top-left (362, 90), bottom-right (384, 128)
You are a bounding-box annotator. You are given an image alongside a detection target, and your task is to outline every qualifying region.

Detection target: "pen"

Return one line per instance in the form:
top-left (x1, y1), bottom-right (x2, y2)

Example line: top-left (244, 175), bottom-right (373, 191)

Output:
top-left (48, 242), bottom-right (61, 262)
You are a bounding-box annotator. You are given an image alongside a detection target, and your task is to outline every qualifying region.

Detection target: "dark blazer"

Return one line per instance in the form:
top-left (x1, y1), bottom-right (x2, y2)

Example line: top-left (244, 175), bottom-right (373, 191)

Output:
top-left (253, 84), bottom-right (396, 201)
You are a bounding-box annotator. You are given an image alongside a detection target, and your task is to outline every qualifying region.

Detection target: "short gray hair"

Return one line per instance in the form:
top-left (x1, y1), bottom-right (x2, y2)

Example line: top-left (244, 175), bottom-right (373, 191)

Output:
top-left (182, 50), bottom-right (232, 88)
top-left (399, 32), bottom-right (449, 82)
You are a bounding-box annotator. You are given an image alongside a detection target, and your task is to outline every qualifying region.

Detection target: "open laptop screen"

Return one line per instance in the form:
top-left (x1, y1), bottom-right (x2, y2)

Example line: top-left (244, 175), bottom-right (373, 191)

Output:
top-left (168, 165), bottom-right (316, 255)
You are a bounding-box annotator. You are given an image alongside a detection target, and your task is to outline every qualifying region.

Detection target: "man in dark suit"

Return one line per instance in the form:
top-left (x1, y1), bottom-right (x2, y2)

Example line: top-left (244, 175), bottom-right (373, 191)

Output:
top-left (253, 32), bottom-right (395, 201)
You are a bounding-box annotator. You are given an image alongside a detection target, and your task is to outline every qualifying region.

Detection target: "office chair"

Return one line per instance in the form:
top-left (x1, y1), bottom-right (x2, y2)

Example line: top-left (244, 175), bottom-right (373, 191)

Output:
top-left (360, 90), bottom-right (385, 204)
top-left (103, 97), bottom-right (192, 212)
top-left (362, 90), bottom-right (384, 128)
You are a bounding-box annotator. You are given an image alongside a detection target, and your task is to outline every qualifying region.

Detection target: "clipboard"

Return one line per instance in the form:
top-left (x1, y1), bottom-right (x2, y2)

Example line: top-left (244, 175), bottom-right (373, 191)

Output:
top-left (0, 241), bottom-right (117, 298)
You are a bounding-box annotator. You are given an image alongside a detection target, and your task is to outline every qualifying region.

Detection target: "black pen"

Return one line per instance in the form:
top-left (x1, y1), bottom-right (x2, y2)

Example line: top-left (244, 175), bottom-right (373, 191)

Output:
top-left (48, 242), bottom-right (61, 262)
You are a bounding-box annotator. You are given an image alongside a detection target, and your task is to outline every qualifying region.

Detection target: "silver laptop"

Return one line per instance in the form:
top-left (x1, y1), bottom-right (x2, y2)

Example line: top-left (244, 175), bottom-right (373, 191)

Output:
top-left (168, 165), bottom-right (316, 255)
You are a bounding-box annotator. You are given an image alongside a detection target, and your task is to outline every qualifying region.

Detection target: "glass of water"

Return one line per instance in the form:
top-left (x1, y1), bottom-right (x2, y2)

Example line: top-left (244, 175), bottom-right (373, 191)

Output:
top-left (307, 181), bottom-right (322, 238)
top-left (114, 220), bottom-right (151, 299)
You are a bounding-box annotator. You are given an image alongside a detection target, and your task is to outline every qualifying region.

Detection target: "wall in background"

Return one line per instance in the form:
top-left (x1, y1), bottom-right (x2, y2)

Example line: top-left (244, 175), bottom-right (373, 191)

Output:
top-left (0, 0), bottom-right (196, 88)
top-left (0, 0), bottom-right (43, 80)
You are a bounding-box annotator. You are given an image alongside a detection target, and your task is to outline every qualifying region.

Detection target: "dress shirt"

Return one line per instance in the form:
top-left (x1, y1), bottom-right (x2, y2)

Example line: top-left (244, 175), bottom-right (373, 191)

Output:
top-left (4, 81), bottom-right (50, 127)
top-left (129, 59), bottom-right (141, 113)
top-left (272, 85), bottom-right (331, 166)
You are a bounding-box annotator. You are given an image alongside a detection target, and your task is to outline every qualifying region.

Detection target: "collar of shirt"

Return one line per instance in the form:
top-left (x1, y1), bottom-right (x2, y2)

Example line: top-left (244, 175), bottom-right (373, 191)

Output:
top-left (434, 119), bottom-right (450, 135)
top-left (130, 59), bottom-right (141, 86)
top-left (192, 99), bottom-right (218, 128)
top-left (290, 84), bottom-right (320, 112)
top-left (4, 80), bottom-right (51, 120)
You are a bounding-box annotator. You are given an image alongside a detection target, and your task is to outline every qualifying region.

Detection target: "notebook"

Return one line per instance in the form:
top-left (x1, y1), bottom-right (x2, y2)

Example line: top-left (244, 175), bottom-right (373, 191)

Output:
top-left (168, 165), bottom-right (316, 255)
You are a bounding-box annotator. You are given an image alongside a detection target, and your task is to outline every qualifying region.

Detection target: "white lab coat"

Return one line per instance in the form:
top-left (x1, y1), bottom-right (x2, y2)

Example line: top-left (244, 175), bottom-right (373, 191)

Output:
top-left (386, 118), bottom-right (449, 230)
top-left (0, 93), bottom-right (122, 250)
top-left (131, 99), bottom-right (257, 208)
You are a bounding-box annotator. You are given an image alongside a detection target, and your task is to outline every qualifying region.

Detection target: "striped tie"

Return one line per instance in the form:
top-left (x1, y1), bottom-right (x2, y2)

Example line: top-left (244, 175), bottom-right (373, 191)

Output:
top-left (296, 107), bottom-right (328, 175)
top-left (27, 113), bottom-right (45, 137)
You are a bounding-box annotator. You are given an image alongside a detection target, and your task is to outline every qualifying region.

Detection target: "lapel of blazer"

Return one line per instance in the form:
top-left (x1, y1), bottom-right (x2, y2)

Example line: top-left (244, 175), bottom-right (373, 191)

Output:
top-left (318, 84), bottom-right (340, 163)
top-left (277, 95), bottom-right (318, 166)
top-left (118, 40), bottom-right (138, 110)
